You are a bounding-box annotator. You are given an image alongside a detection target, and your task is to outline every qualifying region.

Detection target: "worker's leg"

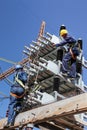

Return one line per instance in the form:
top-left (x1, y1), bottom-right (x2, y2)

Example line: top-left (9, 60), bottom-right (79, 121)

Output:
top-left (68, 60), bottom-right (76, 78)
top-left (14, 99), bottom-right (23, 113)
top-left (7, 85), bottom-right (24, 126)
top-left (68, 47), bottom-right (79, 78)
top-left (62, 52), bottom-right (72, 73)
top-left (7, 97), bottom-right (23, 126)
top-left (7, 95), bottom-right (16, 125)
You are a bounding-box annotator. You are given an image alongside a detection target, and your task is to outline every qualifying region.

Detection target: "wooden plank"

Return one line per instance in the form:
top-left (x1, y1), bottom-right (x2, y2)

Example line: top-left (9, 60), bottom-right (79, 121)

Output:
top-left (54, 118), bottom-right (83, 130)
top-left (0, 93), bottom-right (87, 129)
top-left (0, 57), bottom-right (30, 80)
top-left (38, 122), bottom-right (65, 130)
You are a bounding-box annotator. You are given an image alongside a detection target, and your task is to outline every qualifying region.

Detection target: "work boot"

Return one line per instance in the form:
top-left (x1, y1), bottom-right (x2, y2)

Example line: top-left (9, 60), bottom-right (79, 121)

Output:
top-left (4, 121), bottom-right (14, 128)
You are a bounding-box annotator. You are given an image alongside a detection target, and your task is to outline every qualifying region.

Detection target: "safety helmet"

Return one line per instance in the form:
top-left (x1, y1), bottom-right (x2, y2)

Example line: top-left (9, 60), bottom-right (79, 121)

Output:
top-left (26, 123), bottom-right (34, 128)
top-left (15, 64), bottom-right (23, 70)
top-left (60, 29), bottom-right (68, 36)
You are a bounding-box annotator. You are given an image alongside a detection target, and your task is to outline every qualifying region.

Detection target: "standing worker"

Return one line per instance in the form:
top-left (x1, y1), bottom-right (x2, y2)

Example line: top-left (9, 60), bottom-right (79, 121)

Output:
top-left (56, 28), bottom-right (80, 78)
top-left (56, 24), bottom-right (67, 61)
top-left (5, 64), bottom-right (28, 127)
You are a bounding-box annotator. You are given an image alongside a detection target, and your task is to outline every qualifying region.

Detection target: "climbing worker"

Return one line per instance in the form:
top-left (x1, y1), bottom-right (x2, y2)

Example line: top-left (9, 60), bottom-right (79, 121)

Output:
top-left (56, 29), bottom-right (80, 78)
top-left (5, 64), bottom-right (28, 127)
top-left (25, 123), bottom-right (34, 130)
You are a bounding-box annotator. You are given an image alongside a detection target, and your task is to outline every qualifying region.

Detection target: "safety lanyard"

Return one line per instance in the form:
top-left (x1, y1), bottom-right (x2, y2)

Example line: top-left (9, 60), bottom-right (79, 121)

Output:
top-left (70, 48), bottom-right (76, 60)
top-left (15, 77), bottom-right (25, 89)
top-left (15, 73), bottom-right (25, 89)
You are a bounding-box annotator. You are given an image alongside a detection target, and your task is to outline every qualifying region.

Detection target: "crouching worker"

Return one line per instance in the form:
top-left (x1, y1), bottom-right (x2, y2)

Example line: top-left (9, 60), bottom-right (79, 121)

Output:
top-left (5, 64), bottom-right (28, 128)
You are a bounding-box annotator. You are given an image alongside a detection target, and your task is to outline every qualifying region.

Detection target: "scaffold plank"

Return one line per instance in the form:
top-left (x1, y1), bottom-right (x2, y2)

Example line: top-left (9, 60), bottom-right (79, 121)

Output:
top-left (0, 93), bottom-right (87, 129)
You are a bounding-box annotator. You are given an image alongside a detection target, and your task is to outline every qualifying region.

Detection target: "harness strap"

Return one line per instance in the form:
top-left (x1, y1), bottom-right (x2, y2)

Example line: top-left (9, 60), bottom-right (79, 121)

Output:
top-left (15, 77), bottom-right (25, 89)
top-left (10, 92), bottom-right (25, 98)
top-left (70, 48), bottom-right (76, 60)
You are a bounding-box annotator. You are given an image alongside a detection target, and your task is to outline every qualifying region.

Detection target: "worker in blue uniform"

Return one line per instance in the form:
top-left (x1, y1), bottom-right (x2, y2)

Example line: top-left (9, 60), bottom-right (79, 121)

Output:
top-left (56, 29), bottom-right (80, 78)
top-left (5, 64), bottom-right (28, 127)
top-left (56, 24), bottom-right (67, 61)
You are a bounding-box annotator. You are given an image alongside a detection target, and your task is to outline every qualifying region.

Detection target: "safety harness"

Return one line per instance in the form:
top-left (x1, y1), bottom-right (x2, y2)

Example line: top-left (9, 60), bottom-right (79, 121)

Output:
top-left (10, 92), bottom-right (25, 99)
top-left (15, 77), bottom-right (25, 89)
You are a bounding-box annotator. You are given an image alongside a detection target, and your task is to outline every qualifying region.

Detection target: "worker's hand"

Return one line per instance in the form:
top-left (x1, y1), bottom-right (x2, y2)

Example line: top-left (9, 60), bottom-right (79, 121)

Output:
top-left (51, 43), bottom-right (56, 48)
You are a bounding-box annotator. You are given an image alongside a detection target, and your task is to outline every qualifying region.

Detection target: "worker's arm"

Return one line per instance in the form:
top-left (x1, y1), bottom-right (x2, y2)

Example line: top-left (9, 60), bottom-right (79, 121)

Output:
top-left (56, 36), bottom-right (76, 47)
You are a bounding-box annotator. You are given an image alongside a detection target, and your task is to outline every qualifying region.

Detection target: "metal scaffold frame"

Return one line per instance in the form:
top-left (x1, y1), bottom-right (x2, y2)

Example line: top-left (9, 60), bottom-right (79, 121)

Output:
top-left (0, 21), bottom-right (87, 130)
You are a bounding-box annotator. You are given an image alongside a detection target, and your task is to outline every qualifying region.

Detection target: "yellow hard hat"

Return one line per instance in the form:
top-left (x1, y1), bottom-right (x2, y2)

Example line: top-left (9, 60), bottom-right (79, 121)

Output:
top-left (60, 29), bottom-right (68, 36)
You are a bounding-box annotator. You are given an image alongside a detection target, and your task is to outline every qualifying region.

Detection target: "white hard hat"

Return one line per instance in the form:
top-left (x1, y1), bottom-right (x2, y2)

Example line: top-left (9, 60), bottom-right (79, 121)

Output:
top-left (26, 123), bottom-right (34, 128)
top-left (15, 64), bottom-right (23, 70)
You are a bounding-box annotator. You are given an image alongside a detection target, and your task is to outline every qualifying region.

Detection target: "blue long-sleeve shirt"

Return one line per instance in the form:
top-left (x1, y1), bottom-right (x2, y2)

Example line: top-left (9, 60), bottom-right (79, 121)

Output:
top-left (56, 35), bottom-right (76, 47)
top-left (56, 35), bottom-right (80, 56)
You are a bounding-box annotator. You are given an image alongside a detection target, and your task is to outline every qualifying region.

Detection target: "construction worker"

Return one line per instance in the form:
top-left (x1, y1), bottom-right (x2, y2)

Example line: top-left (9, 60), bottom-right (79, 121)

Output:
top-left (56, 29), bottom-right (80, 78)
top-left (56, 24), bottom-right (67, 61)
top-left (5, 64), bottom-right (28, 127)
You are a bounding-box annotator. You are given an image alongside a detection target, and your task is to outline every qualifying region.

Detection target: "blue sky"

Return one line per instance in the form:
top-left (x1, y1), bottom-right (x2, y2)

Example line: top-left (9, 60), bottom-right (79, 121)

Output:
top-left (0, 0), bottom-right (87, 129)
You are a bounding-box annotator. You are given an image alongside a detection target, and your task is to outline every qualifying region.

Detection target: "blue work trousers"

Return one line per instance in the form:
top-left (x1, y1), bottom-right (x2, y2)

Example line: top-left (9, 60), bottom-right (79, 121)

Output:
top-left (62, 52), bottom-right (76, 78)
top-left (7, 85), bottom-right (25, 124)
